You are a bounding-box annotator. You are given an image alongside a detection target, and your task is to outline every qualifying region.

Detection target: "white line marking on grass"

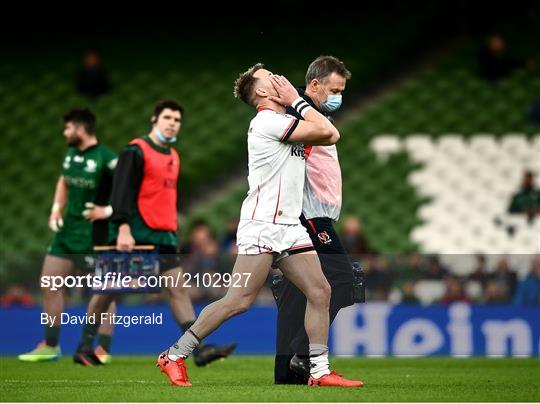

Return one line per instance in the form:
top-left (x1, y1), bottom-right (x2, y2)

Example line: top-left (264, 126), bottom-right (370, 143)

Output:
top-left (3, 379), bottom-right (160, 384)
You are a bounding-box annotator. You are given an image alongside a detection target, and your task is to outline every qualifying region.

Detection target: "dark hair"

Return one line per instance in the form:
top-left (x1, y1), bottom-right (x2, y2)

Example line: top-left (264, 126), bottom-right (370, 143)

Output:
top-left (233, 63), bottom-right (265, 106)
top-left (189, 218), bottom-right (210, 231)
top-left (63, 108), bottom-right (96, 135)
top-left (305, 55), bottom-right (351, 85)
top-left (188, 218), bottom-right (217, 239)
top-left (152, 99), bottom-right (184, 123)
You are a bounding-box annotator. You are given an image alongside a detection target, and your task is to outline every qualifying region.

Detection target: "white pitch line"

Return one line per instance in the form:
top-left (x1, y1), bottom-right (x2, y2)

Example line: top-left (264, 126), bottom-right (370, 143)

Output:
top-left (2, 379), bottom-right (160, 384)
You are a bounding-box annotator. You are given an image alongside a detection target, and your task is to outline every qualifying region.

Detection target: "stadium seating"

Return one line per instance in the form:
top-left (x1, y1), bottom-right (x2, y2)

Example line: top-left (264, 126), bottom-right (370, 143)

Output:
top-left (413, 280), bottom-right (446, 305)
top-left (1, 18), bottom-right (434, 256)
top-left (190, 46), bottom-right (540, 257)
top-left (398, 134), bottom-right (540, 255)
top-left (2, 19), bottom-right (539, 272)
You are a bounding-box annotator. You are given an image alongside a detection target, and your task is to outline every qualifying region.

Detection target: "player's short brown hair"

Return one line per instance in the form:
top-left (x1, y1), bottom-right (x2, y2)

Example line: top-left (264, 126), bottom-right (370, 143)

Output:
top-left (305, 56), bottom-right (351, 84)
top-left (233, 63), bottom-right (264, 107)
top-left (152, 99), bottom-right (184, 123)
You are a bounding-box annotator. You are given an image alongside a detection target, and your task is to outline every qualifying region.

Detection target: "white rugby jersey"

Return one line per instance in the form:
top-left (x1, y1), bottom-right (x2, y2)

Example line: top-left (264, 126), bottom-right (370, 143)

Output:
top-left (302, 144), bottom-right (342, 221)
top-left (239, 108), bottom-right (306, 225)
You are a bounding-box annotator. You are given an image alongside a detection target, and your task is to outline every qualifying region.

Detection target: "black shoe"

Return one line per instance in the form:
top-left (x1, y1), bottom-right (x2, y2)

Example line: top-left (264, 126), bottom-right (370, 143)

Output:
top-left (289, 354), bottom-right (310, 383)
top-left (193, 343), bottom-right (237, 367)
top-left (73, 345), bottom-right (102, 367)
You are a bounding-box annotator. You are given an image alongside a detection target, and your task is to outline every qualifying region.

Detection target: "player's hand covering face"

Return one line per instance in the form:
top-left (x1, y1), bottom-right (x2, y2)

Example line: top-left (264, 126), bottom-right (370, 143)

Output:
top-left (267, 74), bottom-right (300, 107)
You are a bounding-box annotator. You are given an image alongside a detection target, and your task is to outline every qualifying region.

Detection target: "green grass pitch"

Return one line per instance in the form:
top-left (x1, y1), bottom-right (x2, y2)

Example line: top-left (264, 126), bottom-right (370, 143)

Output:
top-left (1, 356), bottom-right (539, 402)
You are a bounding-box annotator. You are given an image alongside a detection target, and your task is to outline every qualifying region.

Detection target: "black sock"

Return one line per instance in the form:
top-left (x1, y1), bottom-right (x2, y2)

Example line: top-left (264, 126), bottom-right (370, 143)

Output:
top-left (44, 326), bottom-right (60, 347)
top-left (79, 323), bottom-right (99, 349)
top-left (97, 334), bottom-right (112, 352)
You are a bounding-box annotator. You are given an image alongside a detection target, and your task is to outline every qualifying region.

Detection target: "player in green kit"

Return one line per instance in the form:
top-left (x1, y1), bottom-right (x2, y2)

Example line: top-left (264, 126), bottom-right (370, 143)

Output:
top-left (18, 108), bottom-right (117, 363)
top-left (73, 100), bottom-right (236, 367)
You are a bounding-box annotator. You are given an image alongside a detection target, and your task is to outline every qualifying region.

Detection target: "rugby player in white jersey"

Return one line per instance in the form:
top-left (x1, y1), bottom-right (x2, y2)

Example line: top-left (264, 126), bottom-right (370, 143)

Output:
top-left (155, 64), bottom-right (364, 387)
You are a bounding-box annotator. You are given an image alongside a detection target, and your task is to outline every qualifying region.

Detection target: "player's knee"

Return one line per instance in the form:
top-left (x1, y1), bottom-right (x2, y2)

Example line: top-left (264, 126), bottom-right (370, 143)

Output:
top-left (166, 285), bottom-right (188, 299)
top-left (308, 280), bottom-right (331, 307)
top-left (94, 295), bottom-right (115, 312)
top-left (320, 280), bottom-right (332, 305)
top-left (41, 283), bottom-right (61, 297)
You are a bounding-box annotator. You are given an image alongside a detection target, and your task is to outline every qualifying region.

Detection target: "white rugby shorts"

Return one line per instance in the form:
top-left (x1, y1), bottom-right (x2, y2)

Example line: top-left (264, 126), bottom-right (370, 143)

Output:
top-left (236, 219), bottom-right (314, 261)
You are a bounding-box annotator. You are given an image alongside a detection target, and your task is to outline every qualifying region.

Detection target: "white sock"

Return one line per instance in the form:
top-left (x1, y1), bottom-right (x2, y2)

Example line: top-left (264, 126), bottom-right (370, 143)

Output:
top-left (167, 330), bottom-right (200, 360)
top-left (309, 344), bottom-right (330, 379)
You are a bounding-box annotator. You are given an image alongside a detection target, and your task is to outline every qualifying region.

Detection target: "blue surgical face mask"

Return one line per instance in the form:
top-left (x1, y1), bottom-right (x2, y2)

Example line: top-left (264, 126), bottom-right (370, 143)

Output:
top-left (155, 129), bottom-right (176, 144)
top-left (321, 94), bottom-right (342, 113)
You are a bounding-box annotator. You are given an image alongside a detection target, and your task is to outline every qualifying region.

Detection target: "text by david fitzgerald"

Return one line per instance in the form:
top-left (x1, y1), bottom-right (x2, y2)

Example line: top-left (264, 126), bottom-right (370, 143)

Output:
top-left (41, 313), bottom-right (163, 328)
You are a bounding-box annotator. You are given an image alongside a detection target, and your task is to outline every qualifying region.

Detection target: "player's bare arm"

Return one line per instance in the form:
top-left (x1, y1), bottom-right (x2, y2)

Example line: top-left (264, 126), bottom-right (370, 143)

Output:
top-left (48, 176), bottom-right (67, 232)
top-left (269, 75), bottom-right (340, 146)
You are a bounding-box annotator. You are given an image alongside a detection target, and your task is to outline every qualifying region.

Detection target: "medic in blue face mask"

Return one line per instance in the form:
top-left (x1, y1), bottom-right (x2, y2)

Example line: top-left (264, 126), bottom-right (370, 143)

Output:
top-left (321, 92), bottom-right (342, 113)
top-left (311, 72), bottom-right (347, 113)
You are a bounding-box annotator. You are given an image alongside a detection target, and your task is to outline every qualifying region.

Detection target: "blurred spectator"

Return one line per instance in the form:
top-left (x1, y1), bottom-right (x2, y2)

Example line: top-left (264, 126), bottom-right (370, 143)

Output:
top-left (440, 276), bottom-right (470, 305)
top-left (468, 253), bottom-right (489, 288)
top-left (483, 280), bottom-right (509, 304)
top-left (180, 219), bottom-right (224, 301)
top-left (221, 217), bottom-right (239, 254)
top-left (422, 255), bottom-right (449, 280)
top-left (77, 50), bottom-right (110, 97)
top-left (192, 236), bottom-right (225, 301)
top-left (513, 256), bottom-right (540, 305)
top-left (400, 281), bottom-right (420, 304)
top-left (365, 255), bottom-right (393, 301)
top-left (0, 284), bottom-right (34, 307)
top-left (191, 235), bottom-right (220, 276)
top-left (396, 252), bottom-right (426, 285)
top-left (180, 219), bottom-right (214, 255)
top-left (340, 215), bottom-right (374, 255)
top-left (477, 35), bottom-right (530, 81)
top-left (489, 257), bottom-right (518, 299)
top-left (508, 171), bottom-right (540, 223)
